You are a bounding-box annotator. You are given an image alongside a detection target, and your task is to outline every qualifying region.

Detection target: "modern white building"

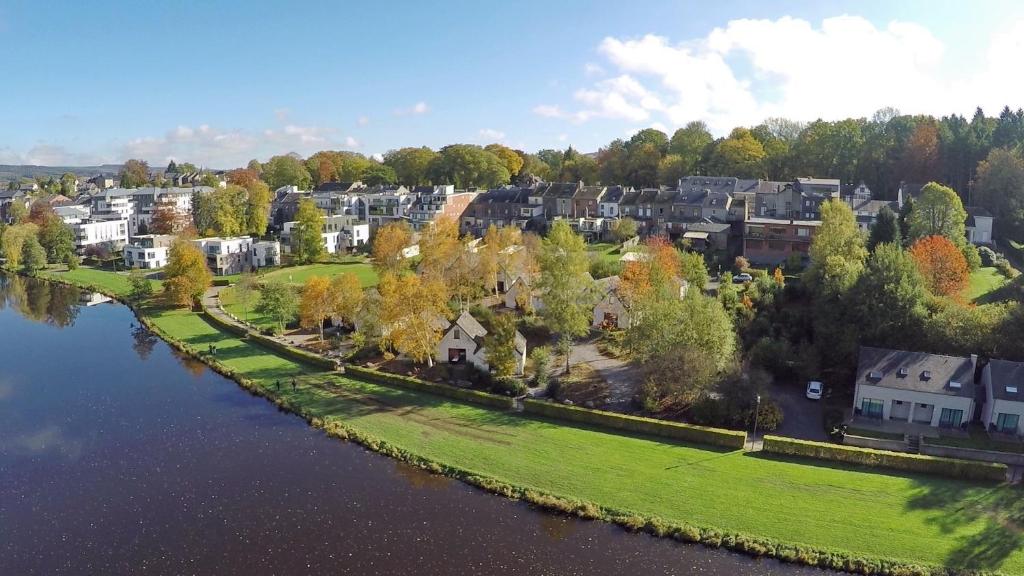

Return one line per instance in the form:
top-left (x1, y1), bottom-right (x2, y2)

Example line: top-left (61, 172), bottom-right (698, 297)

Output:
top-left (251, 240), bottom-right (281, 268)
top-left (123, 235), bottom-right (174, 269)
top-left (193, 236), bottom-right (279, 275)
top-left (966, 207), bottom-right (994, 245)
top-left (282, 215), bottom-right (370, 254)
top-left (72, 218), bottom-right (129, 251)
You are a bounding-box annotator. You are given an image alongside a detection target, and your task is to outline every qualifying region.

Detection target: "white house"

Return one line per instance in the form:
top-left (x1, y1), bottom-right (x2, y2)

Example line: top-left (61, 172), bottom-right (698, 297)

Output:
top-left (853, 346), bottom-right (976, 429)
top-left (436, 311), bottom-right (526, 375)
top-left (282, 215), bottom-right (370, 254)
top-left (981, 359), bottom-right (1024, 435)
top-left (592, 276), bottom-right (629, 329)
top-left (252, 240), bottom-right (281, 268)
top-left (966, 206), bottom-right (994, 245)
top-left (193, 236), bottom-right (278, 275)
top-left (123, 234), bottom-right (174, 269)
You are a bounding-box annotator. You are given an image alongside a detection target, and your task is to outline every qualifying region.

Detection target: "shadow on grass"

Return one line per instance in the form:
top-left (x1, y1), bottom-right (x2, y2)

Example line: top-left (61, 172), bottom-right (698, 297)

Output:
top-left (974, 274), bottom-right (1023, 305)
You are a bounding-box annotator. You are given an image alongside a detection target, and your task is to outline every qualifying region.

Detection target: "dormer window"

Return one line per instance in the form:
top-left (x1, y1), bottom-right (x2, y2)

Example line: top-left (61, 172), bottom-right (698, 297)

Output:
top-left (949, 381), bottom-right (962, 390)
top-left (868, 371), bottom-right (883, 382)
top-left (898, 368), bottom-right (909, 377)
top-left (922, 371), bottom-right (932, 380)
top-left (1008, 386), bottom-right (1019, 394)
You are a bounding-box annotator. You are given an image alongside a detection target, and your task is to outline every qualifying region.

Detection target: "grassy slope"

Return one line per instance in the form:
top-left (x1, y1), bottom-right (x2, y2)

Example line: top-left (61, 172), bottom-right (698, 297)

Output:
top-left (262, 260), bottom-right (378, 287)
top-left (968, 267), bottom-right (1008, 302)
top-left (143, 305), bottom-right (1024, 574)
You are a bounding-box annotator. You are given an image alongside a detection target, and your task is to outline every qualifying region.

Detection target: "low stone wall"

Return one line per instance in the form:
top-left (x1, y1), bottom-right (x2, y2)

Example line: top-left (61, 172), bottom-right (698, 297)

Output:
top-left (920, 440), bottom-right (1024, 467)
top-left (843, 434), bottom-right (910, 453)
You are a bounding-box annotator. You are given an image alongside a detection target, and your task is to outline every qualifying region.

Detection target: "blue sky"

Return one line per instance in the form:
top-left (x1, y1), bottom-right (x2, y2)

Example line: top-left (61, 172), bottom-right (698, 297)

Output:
top-left (1, 0), bottom-right (1023, 167)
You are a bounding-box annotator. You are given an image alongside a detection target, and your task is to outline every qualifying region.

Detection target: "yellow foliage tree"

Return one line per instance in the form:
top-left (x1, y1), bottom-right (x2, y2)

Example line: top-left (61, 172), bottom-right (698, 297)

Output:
top-left (329, 272), bottom-right (364, 327)
top-left (371, 221), bottom-right (413, 276)
top-left (163, 239), bottom-right (212, 308)
top-left (299, 275), bottom-right (332, 340)
top-left (378, 272), bottom-right (450, 366)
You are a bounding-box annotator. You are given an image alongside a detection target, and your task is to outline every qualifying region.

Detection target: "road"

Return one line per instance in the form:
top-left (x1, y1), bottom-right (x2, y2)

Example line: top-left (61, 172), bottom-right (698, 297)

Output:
top-left (766, 381), bottom-right (828, 441)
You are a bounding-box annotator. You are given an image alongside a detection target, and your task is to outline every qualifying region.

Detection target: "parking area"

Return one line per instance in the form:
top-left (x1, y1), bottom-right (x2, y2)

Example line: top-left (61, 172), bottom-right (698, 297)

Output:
top-left (766, 381), bottom-right (828, 441)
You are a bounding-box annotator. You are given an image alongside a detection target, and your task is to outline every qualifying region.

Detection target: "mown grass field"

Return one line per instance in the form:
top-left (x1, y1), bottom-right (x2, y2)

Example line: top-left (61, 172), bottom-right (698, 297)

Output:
top-left (262, 260), bottom-right (378, 287)
top-left (967, 267), bottom-right (1008, 302)
top-left (217, 285), bottom-right (279, 329)
top-left (141, 305), bottom-right (1024, 574)
top-left (40, 266), bottom-right (161, 296)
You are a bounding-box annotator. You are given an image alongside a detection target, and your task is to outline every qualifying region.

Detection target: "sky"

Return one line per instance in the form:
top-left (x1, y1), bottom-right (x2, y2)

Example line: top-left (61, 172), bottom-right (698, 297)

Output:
top-left (1, 0), bottom-right (1024, 168)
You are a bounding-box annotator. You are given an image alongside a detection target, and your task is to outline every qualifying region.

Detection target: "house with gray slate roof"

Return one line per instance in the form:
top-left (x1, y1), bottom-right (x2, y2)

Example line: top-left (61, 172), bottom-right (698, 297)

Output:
top-left (981, 359), bottom-right (1024, 435)
top-left (853, 346), bottom-right (977, 429)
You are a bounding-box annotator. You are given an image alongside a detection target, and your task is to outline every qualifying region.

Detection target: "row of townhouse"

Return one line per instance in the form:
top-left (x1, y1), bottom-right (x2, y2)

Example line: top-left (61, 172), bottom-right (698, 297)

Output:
top-left (853, 346), bottom-right (1024, 435)
top-left (280, 214), bottom-right (371, 255)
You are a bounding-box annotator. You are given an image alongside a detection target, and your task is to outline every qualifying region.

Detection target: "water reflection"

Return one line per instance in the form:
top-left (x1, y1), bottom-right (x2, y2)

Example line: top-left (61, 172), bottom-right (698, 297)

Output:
top-left (0, 274), bottom-right (83, 328)
top-left (131, 324), bottom-right (158, 360)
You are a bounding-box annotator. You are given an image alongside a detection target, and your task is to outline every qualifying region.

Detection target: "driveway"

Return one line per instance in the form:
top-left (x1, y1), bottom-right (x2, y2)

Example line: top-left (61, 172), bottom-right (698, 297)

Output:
top-left (766, 381), bottom-right (827, 441)
top-left (569, 340), bottom-right (638, 411)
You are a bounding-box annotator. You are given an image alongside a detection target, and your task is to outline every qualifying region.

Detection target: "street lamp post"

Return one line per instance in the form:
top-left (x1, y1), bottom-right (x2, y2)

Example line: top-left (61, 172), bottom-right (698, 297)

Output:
top-left (751, 394), bottom-right (762, 450)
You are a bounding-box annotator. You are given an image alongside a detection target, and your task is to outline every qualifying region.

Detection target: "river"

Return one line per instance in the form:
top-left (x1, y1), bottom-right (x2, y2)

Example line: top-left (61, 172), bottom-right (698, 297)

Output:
top-left (0, 274), bottom-right (833, 575)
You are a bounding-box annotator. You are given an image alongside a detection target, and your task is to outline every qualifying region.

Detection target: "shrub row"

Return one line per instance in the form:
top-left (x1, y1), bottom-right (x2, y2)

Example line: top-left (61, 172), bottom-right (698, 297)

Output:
top-left (522, 399), bottom-right (747, 449)
top-left (212, 278), bottom-right (232, 287)
top-left (344, 365), bottom-right (516, 410)
top-left (762, 436), bottom-right (1007, 482)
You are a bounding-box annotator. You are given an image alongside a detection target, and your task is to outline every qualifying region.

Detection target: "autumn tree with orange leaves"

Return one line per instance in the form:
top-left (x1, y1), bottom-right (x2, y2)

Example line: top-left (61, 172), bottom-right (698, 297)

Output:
top-left (618, 236), bottom-right (681, 306)
top-left (909, 235), bottom-right (969, 297)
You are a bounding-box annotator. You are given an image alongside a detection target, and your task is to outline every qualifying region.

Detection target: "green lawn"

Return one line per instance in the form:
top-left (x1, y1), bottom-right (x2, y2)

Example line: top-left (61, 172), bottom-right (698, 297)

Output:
top-left (587, 242), bottom-right (626, 266)
top-left (141, 307), bottom-right (1024, 574)
top-left (967, 267), bottom-right (1008, 302)
top-left (262, 260), bottom-right (378, 287)
top-left (39, 266), bottom-right (161, 297)
top-left (218, 285), bottom-right (279, 329)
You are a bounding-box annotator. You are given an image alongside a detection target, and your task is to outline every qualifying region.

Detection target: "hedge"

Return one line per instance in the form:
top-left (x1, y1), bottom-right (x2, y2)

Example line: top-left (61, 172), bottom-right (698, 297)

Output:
top-left (212, 278), bottom-right (232, 287)
top-left (522, 399), bottom-right (747, 449)
top-left (344, 365), bottom-right (515, 410)
top-left (762, 436), bottom-right (1008, 482)
top-left (200, 309), bottom-right (338, 371)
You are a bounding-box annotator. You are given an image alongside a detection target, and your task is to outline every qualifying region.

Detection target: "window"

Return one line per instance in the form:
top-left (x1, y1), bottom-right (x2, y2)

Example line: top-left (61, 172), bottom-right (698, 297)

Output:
top-left (996, 413), bottom-right (1020, 433)
top-left (862, 398), bottom-right (884, 419)
top-left (797, 228), bottom-right (809, 237)
top-left (940, 408), bottom-right (963, 428)
top-left (453, 328), bottom-right (461, 340)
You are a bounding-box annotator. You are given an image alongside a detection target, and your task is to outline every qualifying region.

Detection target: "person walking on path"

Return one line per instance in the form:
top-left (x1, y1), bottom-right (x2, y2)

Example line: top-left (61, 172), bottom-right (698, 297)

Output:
top-left (291, 378), bottom-right (297, 391)
top-left (275, 380), bottom-right (281, 391)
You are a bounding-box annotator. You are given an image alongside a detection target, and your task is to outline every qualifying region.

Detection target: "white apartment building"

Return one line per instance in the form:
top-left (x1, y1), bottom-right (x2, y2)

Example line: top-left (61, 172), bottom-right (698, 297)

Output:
top-left (193, 236), bottom-right (280, 275)
top-left (123, 234), bottom-right (175, 269)
top-left (282, 215), bottom-right (370, 254)
top-left (73, 219), bottom-right (129, 251)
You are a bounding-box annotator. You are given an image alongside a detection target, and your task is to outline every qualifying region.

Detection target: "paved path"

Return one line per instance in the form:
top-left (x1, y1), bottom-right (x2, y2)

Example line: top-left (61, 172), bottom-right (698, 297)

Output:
top-left (569, 340), bottom-right (637, 411)
top-left (202, 285), bottom-right (315, 348)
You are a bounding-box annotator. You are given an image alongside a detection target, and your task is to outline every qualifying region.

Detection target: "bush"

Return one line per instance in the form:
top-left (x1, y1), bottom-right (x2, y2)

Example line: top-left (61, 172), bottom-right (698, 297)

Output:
top-left (523, 399), bottom-right (747, 449)
top-left (961, 242), bottom-right (982, 271)
top-left (978, 246), bottom-right (999, 267)
top-left (529, 345), bottom-right (552, 389)
top-left (212, 278), bottom-right (232, 287)
top-left (590, 258), bottom-right (621, 280)
top-left (262, 325), bottom-right (283, 336)
top-left (762, 435), bottom-right (1007, 482)
top-left (491, 376), bottom-right (527, 396)
top-left (345, 365), bottom-right (516, 409)
top-left (995, 258), bottom-right (1021, 280)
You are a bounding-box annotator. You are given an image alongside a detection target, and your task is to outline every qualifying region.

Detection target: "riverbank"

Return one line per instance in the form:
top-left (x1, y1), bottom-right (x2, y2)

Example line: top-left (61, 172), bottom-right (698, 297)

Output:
top-left (25, 267), bottom-right (1024, 575)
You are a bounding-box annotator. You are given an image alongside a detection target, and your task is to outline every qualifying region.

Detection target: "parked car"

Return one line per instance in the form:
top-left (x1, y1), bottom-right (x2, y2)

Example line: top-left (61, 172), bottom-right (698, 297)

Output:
top-left (806, 381), bottom-right (823, 400)
top-left (733, 272), bottom-right (753, 283)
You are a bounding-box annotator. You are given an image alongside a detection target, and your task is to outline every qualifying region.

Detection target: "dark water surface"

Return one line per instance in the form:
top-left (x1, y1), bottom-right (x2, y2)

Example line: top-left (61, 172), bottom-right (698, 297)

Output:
top-left (0, 275), bottom-right (834, 575)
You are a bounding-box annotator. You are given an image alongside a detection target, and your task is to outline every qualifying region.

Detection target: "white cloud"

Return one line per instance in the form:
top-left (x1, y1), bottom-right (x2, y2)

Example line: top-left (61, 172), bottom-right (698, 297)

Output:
top-left (584, 62), bottom-right (605, 77)
top-left (558, 133), bottom-right (568, 142)
top-left (537, 16), bottom-right (1024, 135)
top-left (357, 116), bottom-right (370, 126)
top-left (0, 144), bottom-right (106, 166)
top-left (478, 128), bottom-right (506, 141)
top-left (344, 136), bottom-right (360, 148)
top-left (394, 101), bottom-right (429, 116)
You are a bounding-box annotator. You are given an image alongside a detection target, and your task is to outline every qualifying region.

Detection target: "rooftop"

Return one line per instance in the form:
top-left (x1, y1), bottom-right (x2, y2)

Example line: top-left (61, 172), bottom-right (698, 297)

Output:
top-left (857, 346), bottom-right (976, 399)
top-left (987, 359), bottom-right (1024, 402)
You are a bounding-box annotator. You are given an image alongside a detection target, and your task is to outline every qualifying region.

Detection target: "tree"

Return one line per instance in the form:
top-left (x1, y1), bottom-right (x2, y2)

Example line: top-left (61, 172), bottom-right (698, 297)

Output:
top-left (484, 313), bottom-right (519, 377)
top-left (329, 272), bottom-right (364, 327)
top-left (899, 121), bottom-right (941, 183)
top-left (850, 242), bottom-right (926, 347)
top-left (371, 221), bottom-right (413, 276)
top-left (119, 159), bottom-right (150, 188)
top-left (383, 147), bottom-right (438, 186)
top-left (299, 276), bottom-right (332, 340)
top-left (256, 280), bottom-right (298, 332)
top-left (418, 217), bottom-right (479, 307)
top-left (806, 200), bottom-right (867, 296)
top-left (377, 272), bottom-right (449, 366)
top-left (263, 154), bottom-right (312, 189)
top-left (1, 223), bottom-right (38, 270)
top-left (20, 234), bottom-right (46, 274)
top-left (910, 235), bottom-right (970, 297)
top-left (361, 163), bottom-right (397, 186)
top-left (609, 217), bottom-right (638, 244)
top-left (127, 269), bottom-right (155, 303)
top-left (244, 180), bottom-right (272, 236)
top-left (679, 250), bottom-right (710, 291)
top-left (484, 144), bottom-right (525, 178)
top-left (668, 121), bottom-right (713, 174)
top-left (291, 198), bottom-right (325, 264)
top-left (537, 221), bottom-right (596, 371)
top-left (974, 147), bottom-right (1024, 239)
top-left (162, 239), bottom-right (212, 308)
top-left (478, 224), bottom-right (524, 295)
top-left (908, 182), bottom-right (967, 245)
top-left (707, 128), bottom-right (766, 178)
top-left (867, 205), bottom-right (901, 251)
top-left (426, 144), bottom-right (510, 188)
top-left (529, 346), bottom-right (552, 389)
top-left (59, 173), bottom-right (77, 196)
top-left (150, 200), bottom-right (187, 234)
top-left (7, 201), bottom-right (27, 224)
top-left (234, 273), bottom-right (258, 324)
top-left (192, 185), bottom-right (247, 237)
top-left (35, 208), bottom-right (75, 264)
top-left (226, 168), bottom-right (260, 188)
